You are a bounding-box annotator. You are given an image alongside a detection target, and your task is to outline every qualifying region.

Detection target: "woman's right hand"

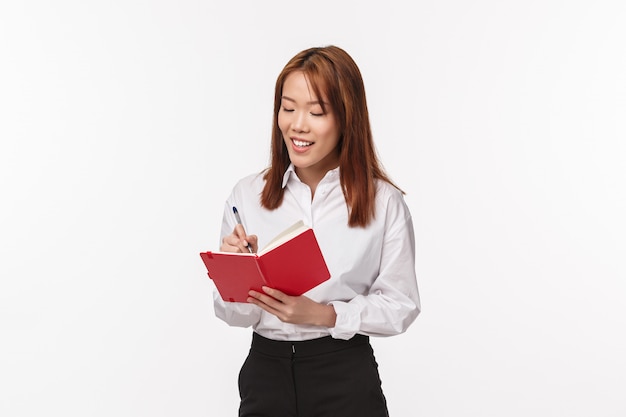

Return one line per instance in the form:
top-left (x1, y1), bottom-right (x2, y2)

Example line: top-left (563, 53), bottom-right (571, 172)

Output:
top-left (220, 224), bottom-right (258, 253)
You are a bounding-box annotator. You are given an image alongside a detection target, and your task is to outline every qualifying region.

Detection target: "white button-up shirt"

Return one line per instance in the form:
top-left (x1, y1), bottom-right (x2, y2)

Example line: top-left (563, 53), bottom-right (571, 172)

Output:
top-left (213, 164), bottom-right (420, 340)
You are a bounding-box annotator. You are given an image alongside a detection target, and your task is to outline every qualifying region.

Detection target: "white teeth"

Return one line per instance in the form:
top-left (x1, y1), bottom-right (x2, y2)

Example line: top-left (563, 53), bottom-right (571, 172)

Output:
top-left (293, 139), bottom-right (312, 147)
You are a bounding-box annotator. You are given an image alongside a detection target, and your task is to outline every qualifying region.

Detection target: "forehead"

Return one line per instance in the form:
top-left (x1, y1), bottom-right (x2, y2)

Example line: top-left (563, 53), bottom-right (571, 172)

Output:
top-left (282, 71), bottom-right (326, 102)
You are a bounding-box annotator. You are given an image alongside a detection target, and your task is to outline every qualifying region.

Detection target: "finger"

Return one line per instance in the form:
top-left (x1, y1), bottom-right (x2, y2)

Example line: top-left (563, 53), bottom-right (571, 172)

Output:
top-left (247, 296), bottom-right (282, 317)
top-left (246, 235), bottom-right (258, 253)
top-left (233, 224), bottom-right (248, 240)
top-left (220, 234), bottom-right (244, 253)
top-left (248, 289), bottom-right (278, 305)
top-left (249, 289), bottom-right (283, 308)
top-left (233, 225), bottom-right (255, 252)
top-left (233, 224), bottom-right (243, 238)
top-left (247, 291), bottom-right (281, 312)
top-left (261, 286), bottom-right (288, 303)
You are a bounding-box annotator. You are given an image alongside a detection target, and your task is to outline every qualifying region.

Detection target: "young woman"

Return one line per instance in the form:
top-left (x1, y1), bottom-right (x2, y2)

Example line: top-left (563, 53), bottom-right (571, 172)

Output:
top-left (214, 45), bottom-right (420, 417)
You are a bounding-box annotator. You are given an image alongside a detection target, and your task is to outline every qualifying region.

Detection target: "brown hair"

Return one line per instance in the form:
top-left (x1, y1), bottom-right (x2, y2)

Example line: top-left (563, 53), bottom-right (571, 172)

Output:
top-left (261, 45), bottom-right (403, 227)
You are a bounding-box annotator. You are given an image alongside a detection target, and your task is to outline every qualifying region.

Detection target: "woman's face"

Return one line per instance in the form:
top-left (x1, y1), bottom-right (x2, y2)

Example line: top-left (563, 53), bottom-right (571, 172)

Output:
top-left (278, 71), bottom-right (341, 183)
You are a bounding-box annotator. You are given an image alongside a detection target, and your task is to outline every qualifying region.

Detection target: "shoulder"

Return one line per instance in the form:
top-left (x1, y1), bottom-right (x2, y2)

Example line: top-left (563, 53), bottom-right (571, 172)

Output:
top-left (374, 179), bottom-right (412, 220)
top-left (375, 179), bottom-right (406, 204)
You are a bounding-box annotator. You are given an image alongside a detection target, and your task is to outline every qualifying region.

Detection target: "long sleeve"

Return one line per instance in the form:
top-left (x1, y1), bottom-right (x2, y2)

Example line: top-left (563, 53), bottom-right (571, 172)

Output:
top-left (213, 290), bottom-right (262, 328)
top-left (328, 192), bottom-right (420, 339)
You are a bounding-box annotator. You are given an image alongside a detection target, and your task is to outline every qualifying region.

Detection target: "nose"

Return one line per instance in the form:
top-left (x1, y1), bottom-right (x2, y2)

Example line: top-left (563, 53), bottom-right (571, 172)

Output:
top-left (291, 111), bottom-right (308, 133)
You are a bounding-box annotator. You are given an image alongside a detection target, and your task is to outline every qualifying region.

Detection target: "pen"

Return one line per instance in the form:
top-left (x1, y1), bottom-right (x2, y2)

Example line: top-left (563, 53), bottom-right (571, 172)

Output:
top-left (232, 206), bottom-right (253, 253)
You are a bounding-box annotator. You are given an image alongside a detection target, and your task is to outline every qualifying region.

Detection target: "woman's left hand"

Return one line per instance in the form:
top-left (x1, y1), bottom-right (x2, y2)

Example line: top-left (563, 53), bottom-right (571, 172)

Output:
top-left (247, 287), bottom-right (337, 328)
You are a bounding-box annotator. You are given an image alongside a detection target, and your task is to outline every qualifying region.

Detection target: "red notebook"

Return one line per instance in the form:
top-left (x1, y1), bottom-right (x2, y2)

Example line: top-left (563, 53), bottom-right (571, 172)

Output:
top-left (200, 221), bottom-right (331, 302)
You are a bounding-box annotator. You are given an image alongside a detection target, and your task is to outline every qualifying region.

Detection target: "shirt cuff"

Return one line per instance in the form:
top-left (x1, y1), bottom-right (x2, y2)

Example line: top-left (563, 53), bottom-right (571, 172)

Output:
top-left (327, 301), bottom-right (361, 340)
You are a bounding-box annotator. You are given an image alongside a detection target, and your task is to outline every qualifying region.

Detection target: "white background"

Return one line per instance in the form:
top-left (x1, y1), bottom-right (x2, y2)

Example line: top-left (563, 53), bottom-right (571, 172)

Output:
top-left (1, 1), bottom-right (625, 416)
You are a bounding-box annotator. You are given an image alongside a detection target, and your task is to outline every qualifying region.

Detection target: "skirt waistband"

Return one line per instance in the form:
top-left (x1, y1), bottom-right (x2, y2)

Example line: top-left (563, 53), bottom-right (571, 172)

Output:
top-left (250, 332), bottom-right (369, 358)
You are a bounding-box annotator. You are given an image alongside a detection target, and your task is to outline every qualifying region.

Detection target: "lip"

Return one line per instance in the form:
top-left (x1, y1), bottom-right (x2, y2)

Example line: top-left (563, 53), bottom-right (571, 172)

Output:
top-left (290, 137), bottom-right (313, 153)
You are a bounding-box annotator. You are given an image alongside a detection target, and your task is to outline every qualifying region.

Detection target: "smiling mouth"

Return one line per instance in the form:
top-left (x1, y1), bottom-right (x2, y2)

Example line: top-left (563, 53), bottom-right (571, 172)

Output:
top-left (292, 139), bottom-right (313, 147)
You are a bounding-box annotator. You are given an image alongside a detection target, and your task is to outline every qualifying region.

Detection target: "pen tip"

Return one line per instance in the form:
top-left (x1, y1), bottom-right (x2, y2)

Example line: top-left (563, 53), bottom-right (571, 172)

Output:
top-left (232, 206), bottom-right (237, 214)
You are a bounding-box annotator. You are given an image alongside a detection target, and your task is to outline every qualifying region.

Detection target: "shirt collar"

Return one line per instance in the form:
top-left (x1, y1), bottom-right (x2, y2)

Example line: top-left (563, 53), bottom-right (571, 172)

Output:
top-left (281, 164), bottom-right (297, 188)
top-left (281, 164), bottom-right (341, 189)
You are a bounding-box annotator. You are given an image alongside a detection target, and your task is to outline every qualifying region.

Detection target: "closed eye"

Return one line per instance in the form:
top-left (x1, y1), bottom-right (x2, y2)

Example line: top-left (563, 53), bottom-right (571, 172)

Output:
top-left (282, 107), bottom-right (294, 112)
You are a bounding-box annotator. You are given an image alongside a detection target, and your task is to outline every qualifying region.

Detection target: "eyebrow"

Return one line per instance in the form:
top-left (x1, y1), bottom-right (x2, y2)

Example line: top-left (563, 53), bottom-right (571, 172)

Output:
top-left (281, 96), bottom-right (326, 105)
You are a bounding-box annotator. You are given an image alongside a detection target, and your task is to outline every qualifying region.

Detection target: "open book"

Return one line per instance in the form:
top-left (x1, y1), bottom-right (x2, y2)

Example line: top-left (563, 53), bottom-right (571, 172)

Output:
top-left (200, 220), bottom-right (331, 302)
